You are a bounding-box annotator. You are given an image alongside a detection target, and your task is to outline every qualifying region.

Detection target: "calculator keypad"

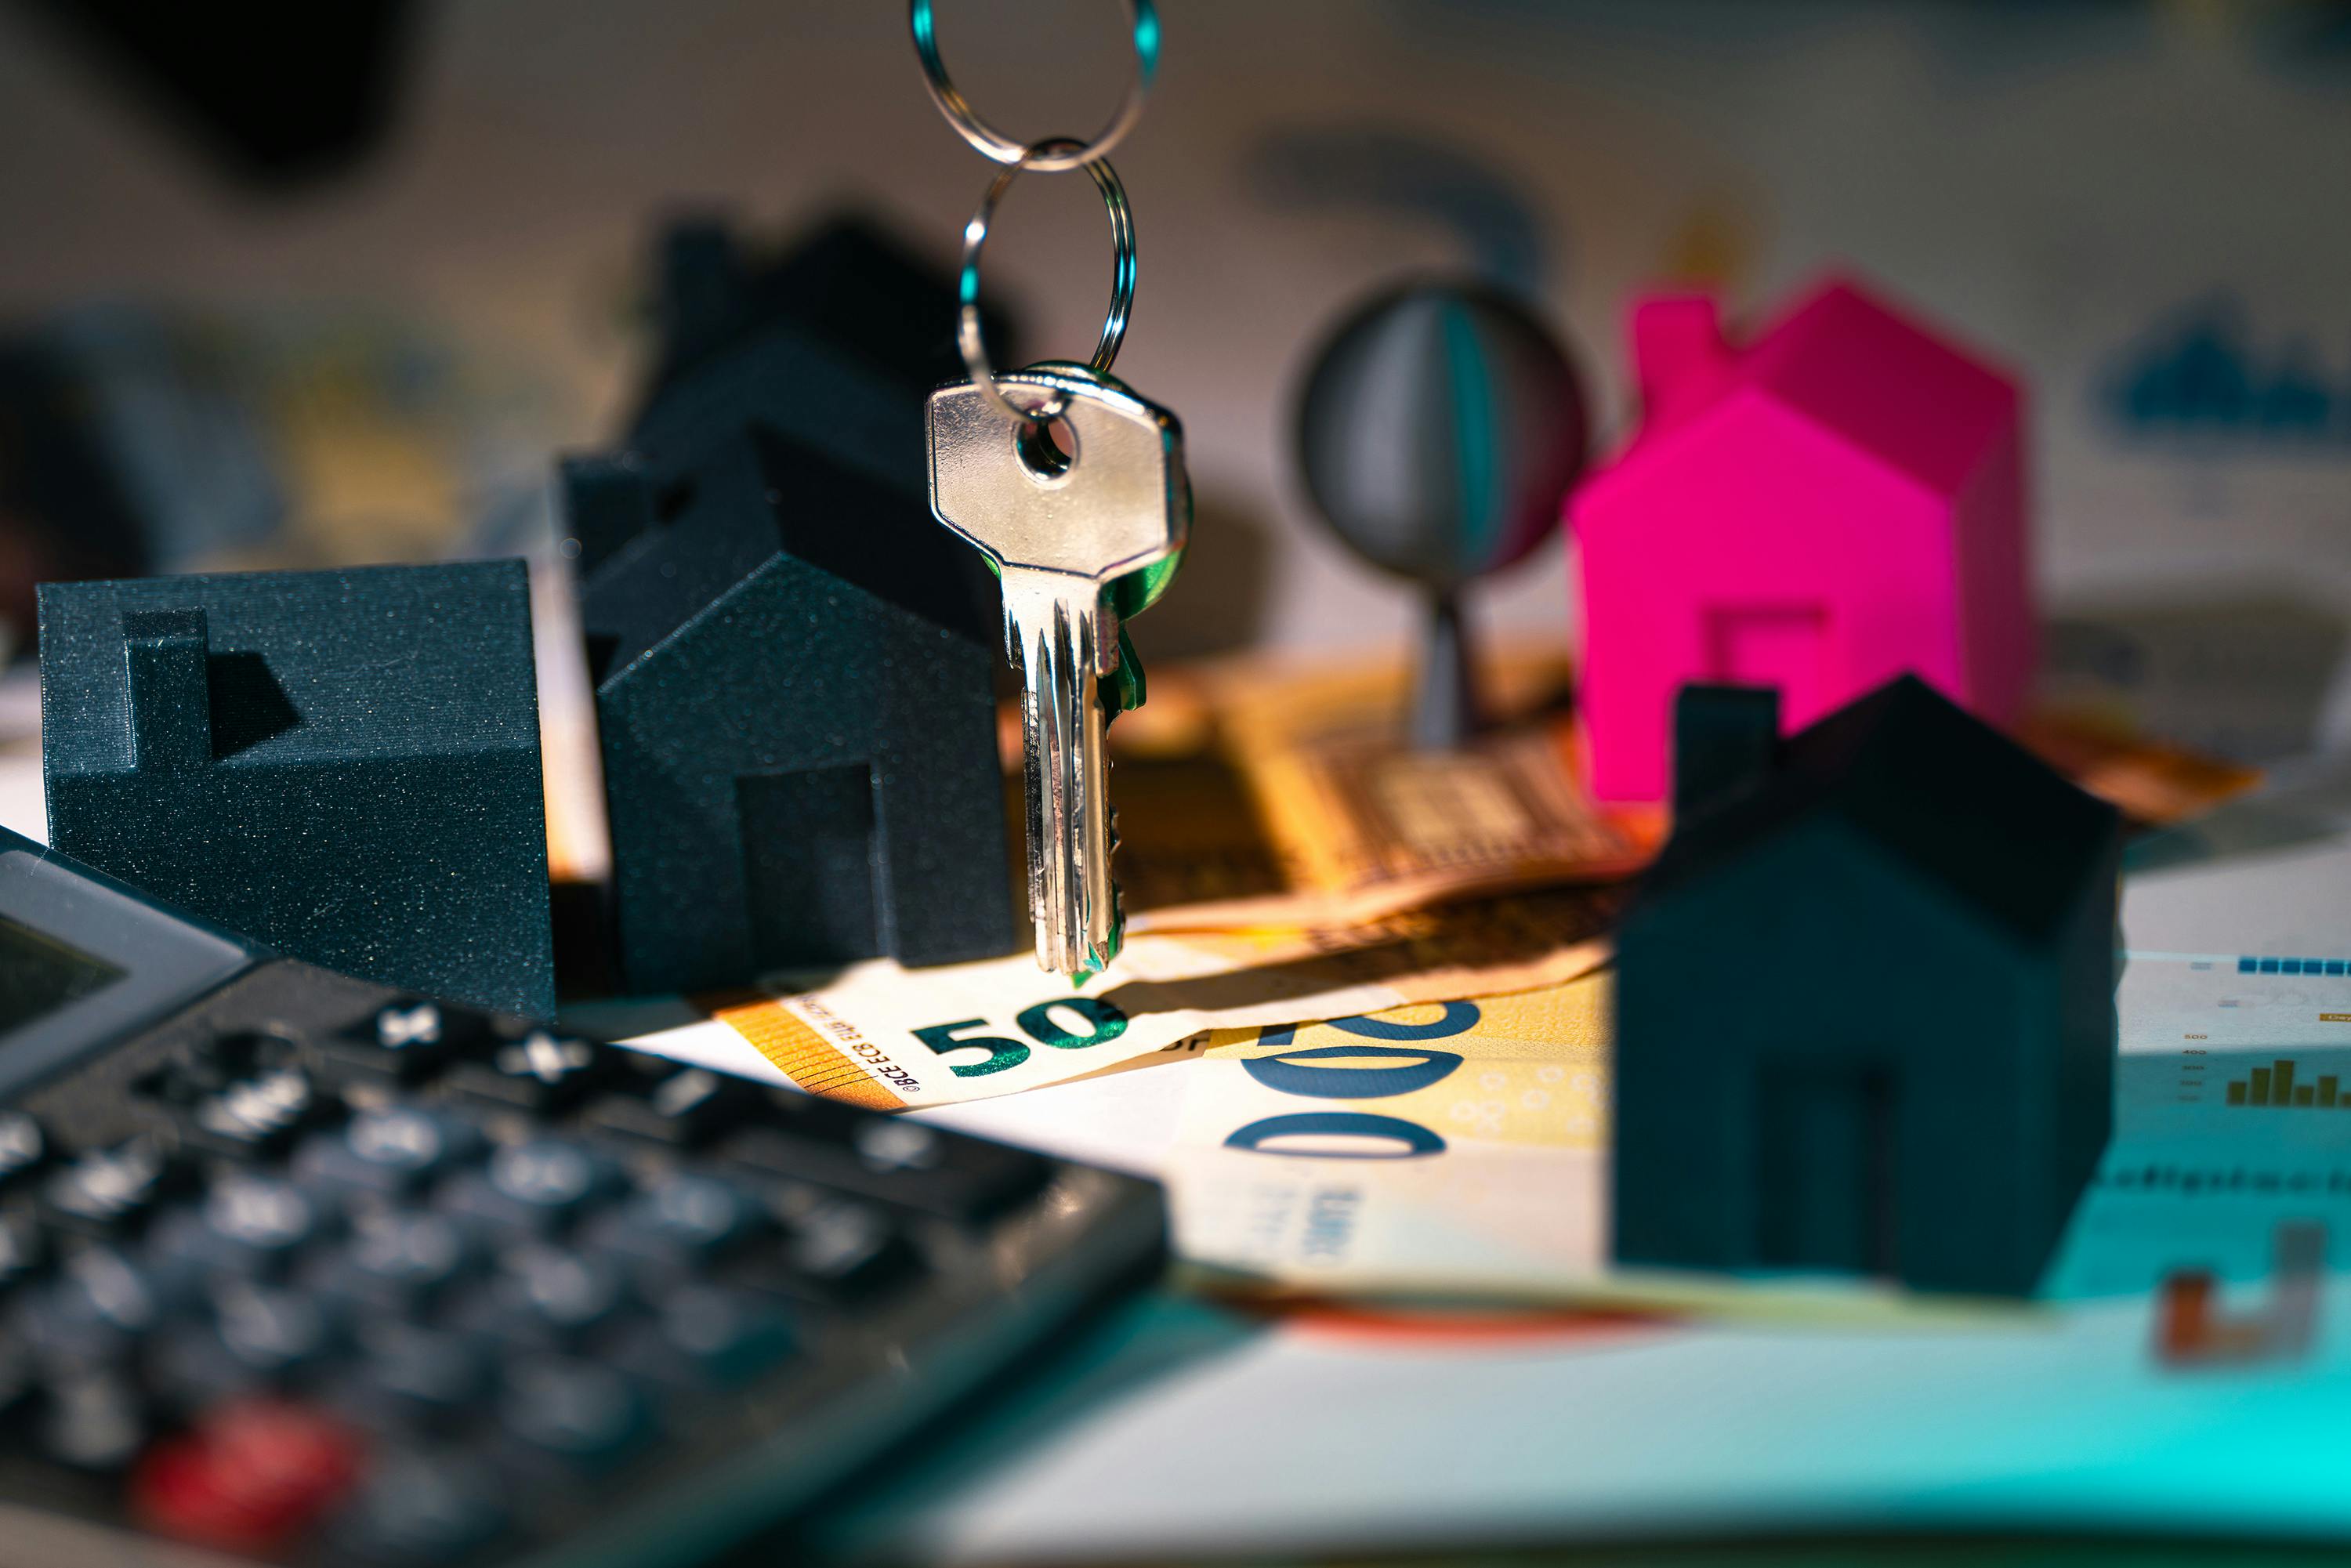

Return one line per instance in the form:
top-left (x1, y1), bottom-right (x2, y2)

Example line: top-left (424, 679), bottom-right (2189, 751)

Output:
top-left (0, 980), bottom-right (1124, 1567)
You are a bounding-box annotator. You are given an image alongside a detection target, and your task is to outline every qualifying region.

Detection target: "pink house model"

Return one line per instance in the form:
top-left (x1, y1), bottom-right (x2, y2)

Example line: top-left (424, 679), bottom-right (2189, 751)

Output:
top-left (1569, 276), bottom-right (2033, 802)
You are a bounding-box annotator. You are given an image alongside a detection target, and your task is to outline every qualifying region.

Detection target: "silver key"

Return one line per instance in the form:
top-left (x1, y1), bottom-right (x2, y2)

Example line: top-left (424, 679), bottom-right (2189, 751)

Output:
top-left (927, 365), bottom-right (1188, 976)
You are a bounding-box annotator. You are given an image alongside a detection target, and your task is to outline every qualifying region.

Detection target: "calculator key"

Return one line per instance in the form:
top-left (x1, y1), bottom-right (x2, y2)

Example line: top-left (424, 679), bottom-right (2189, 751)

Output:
top-left (34, 1367), bottom-right (154, 1471)
top-left (324, 1450), bottom-right (512, 1565)
top-left (725, 1116), bottom-right (1051, 1224)
top-left (0, 1341), bottom-right (33, 1421)
top-left (295, 1107), bottom-right (485, 1201)
top-left (582, 1171), bottom-right (766, 1276)
top-left (150, 1173), bottom-right (328, 1282)
top-left (16, 1247), bottom-right (170, 1372)
top-left (734, 1193), bottom-right (921, 1305)
top-left (0, 1208), bottom-right (49, 1296)
top-left (616, 1284), bottom-right (799, 1392)
top-left (376, 1002), bottom-right (449, 1049)
top-left (436, 1138), bottom-right (620, 1237)
top-left (442, 1030), bottom-right (613, 1114)
top-left (186, 1066), bottom-right (331, 1158)
top-left (334, 1320), bottom-right (495, 1433)
top-left (496, 1357), bottom-right (655, 1476)
top-left (132, 1397), bottom-right (365, 1552)
top-left (787, 1197), bottom-right (920, 1295)
top-left (207, 1172), bottom-right (328, 1254)
top-left (39, 1135), bottom-right (190, 1237)
top-left (137, 1030), bottom-right (293, 1099)
top-left (309, 1210), bottom-right (479, 1313)
top-left (0, 1109), bottom-right (51, 1193)
top-left (579, 1057), bottom-right (760, 1147)
top-left (153, 1282), bottom-right (343, 1407)
top-left (139, 1032), bottom-right (329, 1153)
top-left (316, 1001), bottom-right (466, 1086)
top-left (453, 1244), bottom-right (635, 1351)
top-left (216, 1282), bottom-right (343, 1376)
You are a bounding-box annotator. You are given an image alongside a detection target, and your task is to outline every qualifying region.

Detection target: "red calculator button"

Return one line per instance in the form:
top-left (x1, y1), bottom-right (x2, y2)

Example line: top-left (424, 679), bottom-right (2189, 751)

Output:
top-left (132, 1398), bottom-right (365, 1552)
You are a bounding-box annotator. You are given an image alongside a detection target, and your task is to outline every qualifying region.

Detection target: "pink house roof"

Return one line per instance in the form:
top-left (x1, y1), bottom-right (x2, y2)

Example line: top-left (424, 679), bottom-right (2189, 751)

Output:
top-left (1623, 277), bottom-right (2020, 499)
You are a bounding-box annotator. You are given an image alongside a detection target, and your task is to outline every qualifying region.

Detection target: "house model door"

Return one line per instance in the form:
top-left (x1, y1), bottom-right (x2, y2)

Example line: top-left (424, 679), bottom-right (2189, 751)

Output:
top-left (1755, 1061), bottom-right (1897, 1276)
top-left (737, 762), bottom-right (883, 969)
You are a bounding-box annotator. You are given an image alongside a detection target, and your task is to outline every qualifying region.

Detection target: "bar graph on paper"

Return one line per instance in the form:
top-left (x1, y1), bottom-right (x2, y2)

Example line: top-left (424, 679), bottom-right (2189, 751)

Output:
top-left (2217, 1056), bottom-right (2351, 1109)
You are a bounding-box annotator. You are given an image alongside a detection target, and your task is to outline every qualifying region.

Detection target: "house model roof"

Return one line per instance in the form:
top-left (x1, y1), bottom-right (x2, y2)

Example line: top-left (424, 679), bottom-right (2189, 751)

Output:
top-left (1629, 277), bottom-right (2020, 499)
top-left (1637, 676), bottom-right (2118, 947)
top-left (571, 216), bottom-right (1007, 691)
top-left (574, 422), bottom-right (996, 690)
top-left (39, 560), bottom-right (538, 775)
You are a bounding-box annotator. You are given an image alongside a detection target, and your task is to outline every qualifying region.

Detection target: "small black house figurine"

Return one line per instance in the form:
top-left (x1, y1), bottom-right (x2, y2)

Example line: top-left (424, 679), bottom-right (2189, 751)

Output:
top-left (1612, 675), bottom-right (2122, 1297)
top-left (566, 216), bottom-right (1014, 994)
top-left (38, 560), bottom-right (554, 1016)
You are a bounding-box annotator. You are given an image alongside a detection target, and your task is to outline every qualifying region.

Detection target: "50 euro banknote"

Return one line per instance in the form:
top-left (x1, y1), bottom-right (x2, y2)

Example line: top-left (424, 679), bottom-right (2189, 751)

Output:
top-left (584, 885), bottom-right (1620, 1110)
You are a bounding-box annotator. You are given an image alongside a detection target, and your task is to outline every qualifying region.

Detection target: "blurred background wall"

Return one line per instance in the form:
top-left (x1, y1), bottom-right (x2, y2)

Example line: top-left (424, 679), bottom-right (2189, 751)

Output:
top-left (0, 0), bottom-right (2346, 744)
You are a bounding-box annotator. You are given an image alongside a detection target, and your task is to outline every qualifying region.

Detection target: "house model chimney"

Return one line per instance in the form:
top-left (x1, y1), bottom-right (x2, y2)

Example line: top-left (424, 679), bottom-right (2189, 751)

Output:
top-left (1632, 295), bottom-right (1730, 425)
top-left (121, 607), bottom-right (212, 773)
top-left (1672, 683), bottom-right (1780, 823)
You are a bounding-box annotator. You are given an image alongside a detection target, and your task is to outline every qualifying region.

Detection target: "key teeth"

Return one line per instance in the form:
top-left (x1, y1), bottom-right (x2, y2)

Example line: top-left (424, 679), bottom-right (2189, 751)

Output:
top-left (1073, 896), bottom-right (1125, 987)
top-left (1071, 809), bottom-right (1126, 987)
top-left (1096, 805), bottom-right (1127, 980)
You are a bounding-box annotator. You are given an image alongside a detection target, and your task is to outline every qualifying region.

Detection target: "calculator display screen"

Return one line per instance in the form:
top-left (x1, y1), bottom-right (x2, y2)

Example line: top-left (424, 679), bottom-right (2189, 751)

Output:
top-left (0, 912), bottom-right (126, 1031)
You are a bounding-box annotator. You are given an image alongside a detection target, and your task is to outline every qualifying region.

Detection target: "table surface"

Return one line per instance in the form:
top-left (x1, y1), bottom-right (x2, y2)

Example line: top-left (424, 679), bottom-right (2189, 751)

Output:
top-left (809, 776), bottom-right (2351, 1564)
top-left (6, 680), bottom-right (2351, 1564)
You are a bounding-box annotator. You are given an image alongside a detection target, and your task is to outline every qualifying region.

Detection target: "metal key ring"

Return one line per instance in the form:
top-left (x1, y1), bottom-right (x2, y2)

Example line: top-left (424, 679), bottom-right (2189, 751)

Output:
top-left (911, 0), bottom-right (1159, 172)
top-left (958, 138), bottom-right (1134, 425)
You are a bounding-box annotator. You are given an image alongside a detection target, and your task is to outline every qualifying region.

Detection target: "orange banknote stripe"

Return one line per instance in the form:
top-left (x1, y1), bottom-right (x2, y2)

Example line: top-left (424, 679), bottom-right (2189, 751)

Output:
top-left (704, 996), bottom-right (902, 1113)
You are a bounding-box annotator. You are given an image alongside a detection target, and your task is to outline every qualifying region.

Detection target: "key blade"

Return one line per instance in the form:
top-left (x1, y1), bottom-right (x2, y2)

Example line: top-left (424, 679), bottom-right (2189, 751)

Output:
top-left (1005, 578), bottom-right (1117, 976)
top-left (926, 368), bottom-right (1187, 584)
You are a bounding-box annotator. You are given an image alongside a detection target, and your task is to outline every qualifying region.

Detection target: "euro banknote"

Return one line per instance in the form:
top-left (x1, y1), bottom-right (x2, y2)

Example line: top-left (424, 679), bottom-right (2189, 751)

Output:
top-left (1164, 975), bottom-right (1616, 1298)
top-left (2012, 711), bottom-right (2262, 827)
top-left (1165, 981), bottom-right (2030, 1320)
top-left (1102, 650), bottom-right (2251, 939)
top-left (593, 885), bottom-right (1620, 1110)
top-left (1110, 651), bottom-right (1657, 932)
top-left (1170, 954), bottom-right (2342, 1316)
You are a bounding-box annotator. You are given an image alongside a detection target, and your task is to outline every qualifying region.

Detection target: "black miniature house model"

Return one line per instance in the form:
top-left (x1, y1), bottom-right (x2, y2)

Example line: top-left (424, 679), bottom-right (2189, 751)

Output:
top-left (1612, 676), bottom-right (2122, 1297)
top-left (38, 561), bottom-right (554, 1016)
top-left (565, 217), bottom-right (1014, 994)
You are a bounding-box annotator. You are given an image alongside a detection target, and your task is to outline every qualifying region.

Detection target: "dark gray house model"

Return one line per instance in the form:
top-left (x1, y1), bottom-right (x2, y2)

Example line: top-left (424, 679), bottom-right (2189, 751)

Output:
top-left (564, 215), bottom-right (1014, 994)
top-left (1612, 675), bottom-right (2122, 1298)
top-left (38, 560), bottom-right (555, 1016)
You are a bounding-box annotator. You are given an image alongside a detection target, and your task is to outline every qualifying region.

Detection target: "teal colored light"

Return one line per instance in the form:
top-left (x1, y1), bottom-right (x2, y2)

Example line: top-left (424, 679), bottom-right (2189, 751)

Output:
top-left (1108, 212), bottom-right (1136, 336)
top-left (1440, 302), bottom-right (1502, 567)
top-left (1133, 2), bottom-right (1161, 85)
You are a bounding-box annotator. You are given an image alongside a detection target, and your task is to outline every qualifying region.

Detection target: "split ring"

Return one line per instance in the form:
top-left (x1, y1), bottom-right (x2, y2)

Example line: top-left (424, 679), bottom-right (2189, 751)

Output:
top-left (911, 0), bottom-right (1159, 172)
top-left (957, 138), bottom-right (1135, 425)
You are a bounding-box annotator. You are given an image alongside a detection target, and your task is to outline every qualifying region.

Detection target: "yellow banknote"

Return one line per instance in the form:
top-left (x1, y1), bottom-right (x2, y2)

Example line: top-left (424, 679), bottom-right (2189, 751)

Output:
top-left (1101, 653), bottom-right (2248, 943)
top-left (1197, 980), bottom-right (1612, 1147)
top-left (2013, 708), bottom-right (2261, 827)
top-left (1108, 650), bottom-right (1655, 932)
top-left (590, 885), bottom-right (1619, 1111)
top-left (1172, 980), bottom-right (2041, 1324)
top-left (1169, 974), bottom-right (1616, 1297)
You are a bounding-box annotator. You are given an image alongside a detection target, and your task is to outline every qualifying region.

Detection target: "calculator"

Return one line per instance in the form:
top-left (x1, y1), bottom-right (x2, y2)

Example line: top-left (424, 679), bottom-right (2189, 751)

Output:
top-left (0, 824), bottom-right (1166, 1565)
